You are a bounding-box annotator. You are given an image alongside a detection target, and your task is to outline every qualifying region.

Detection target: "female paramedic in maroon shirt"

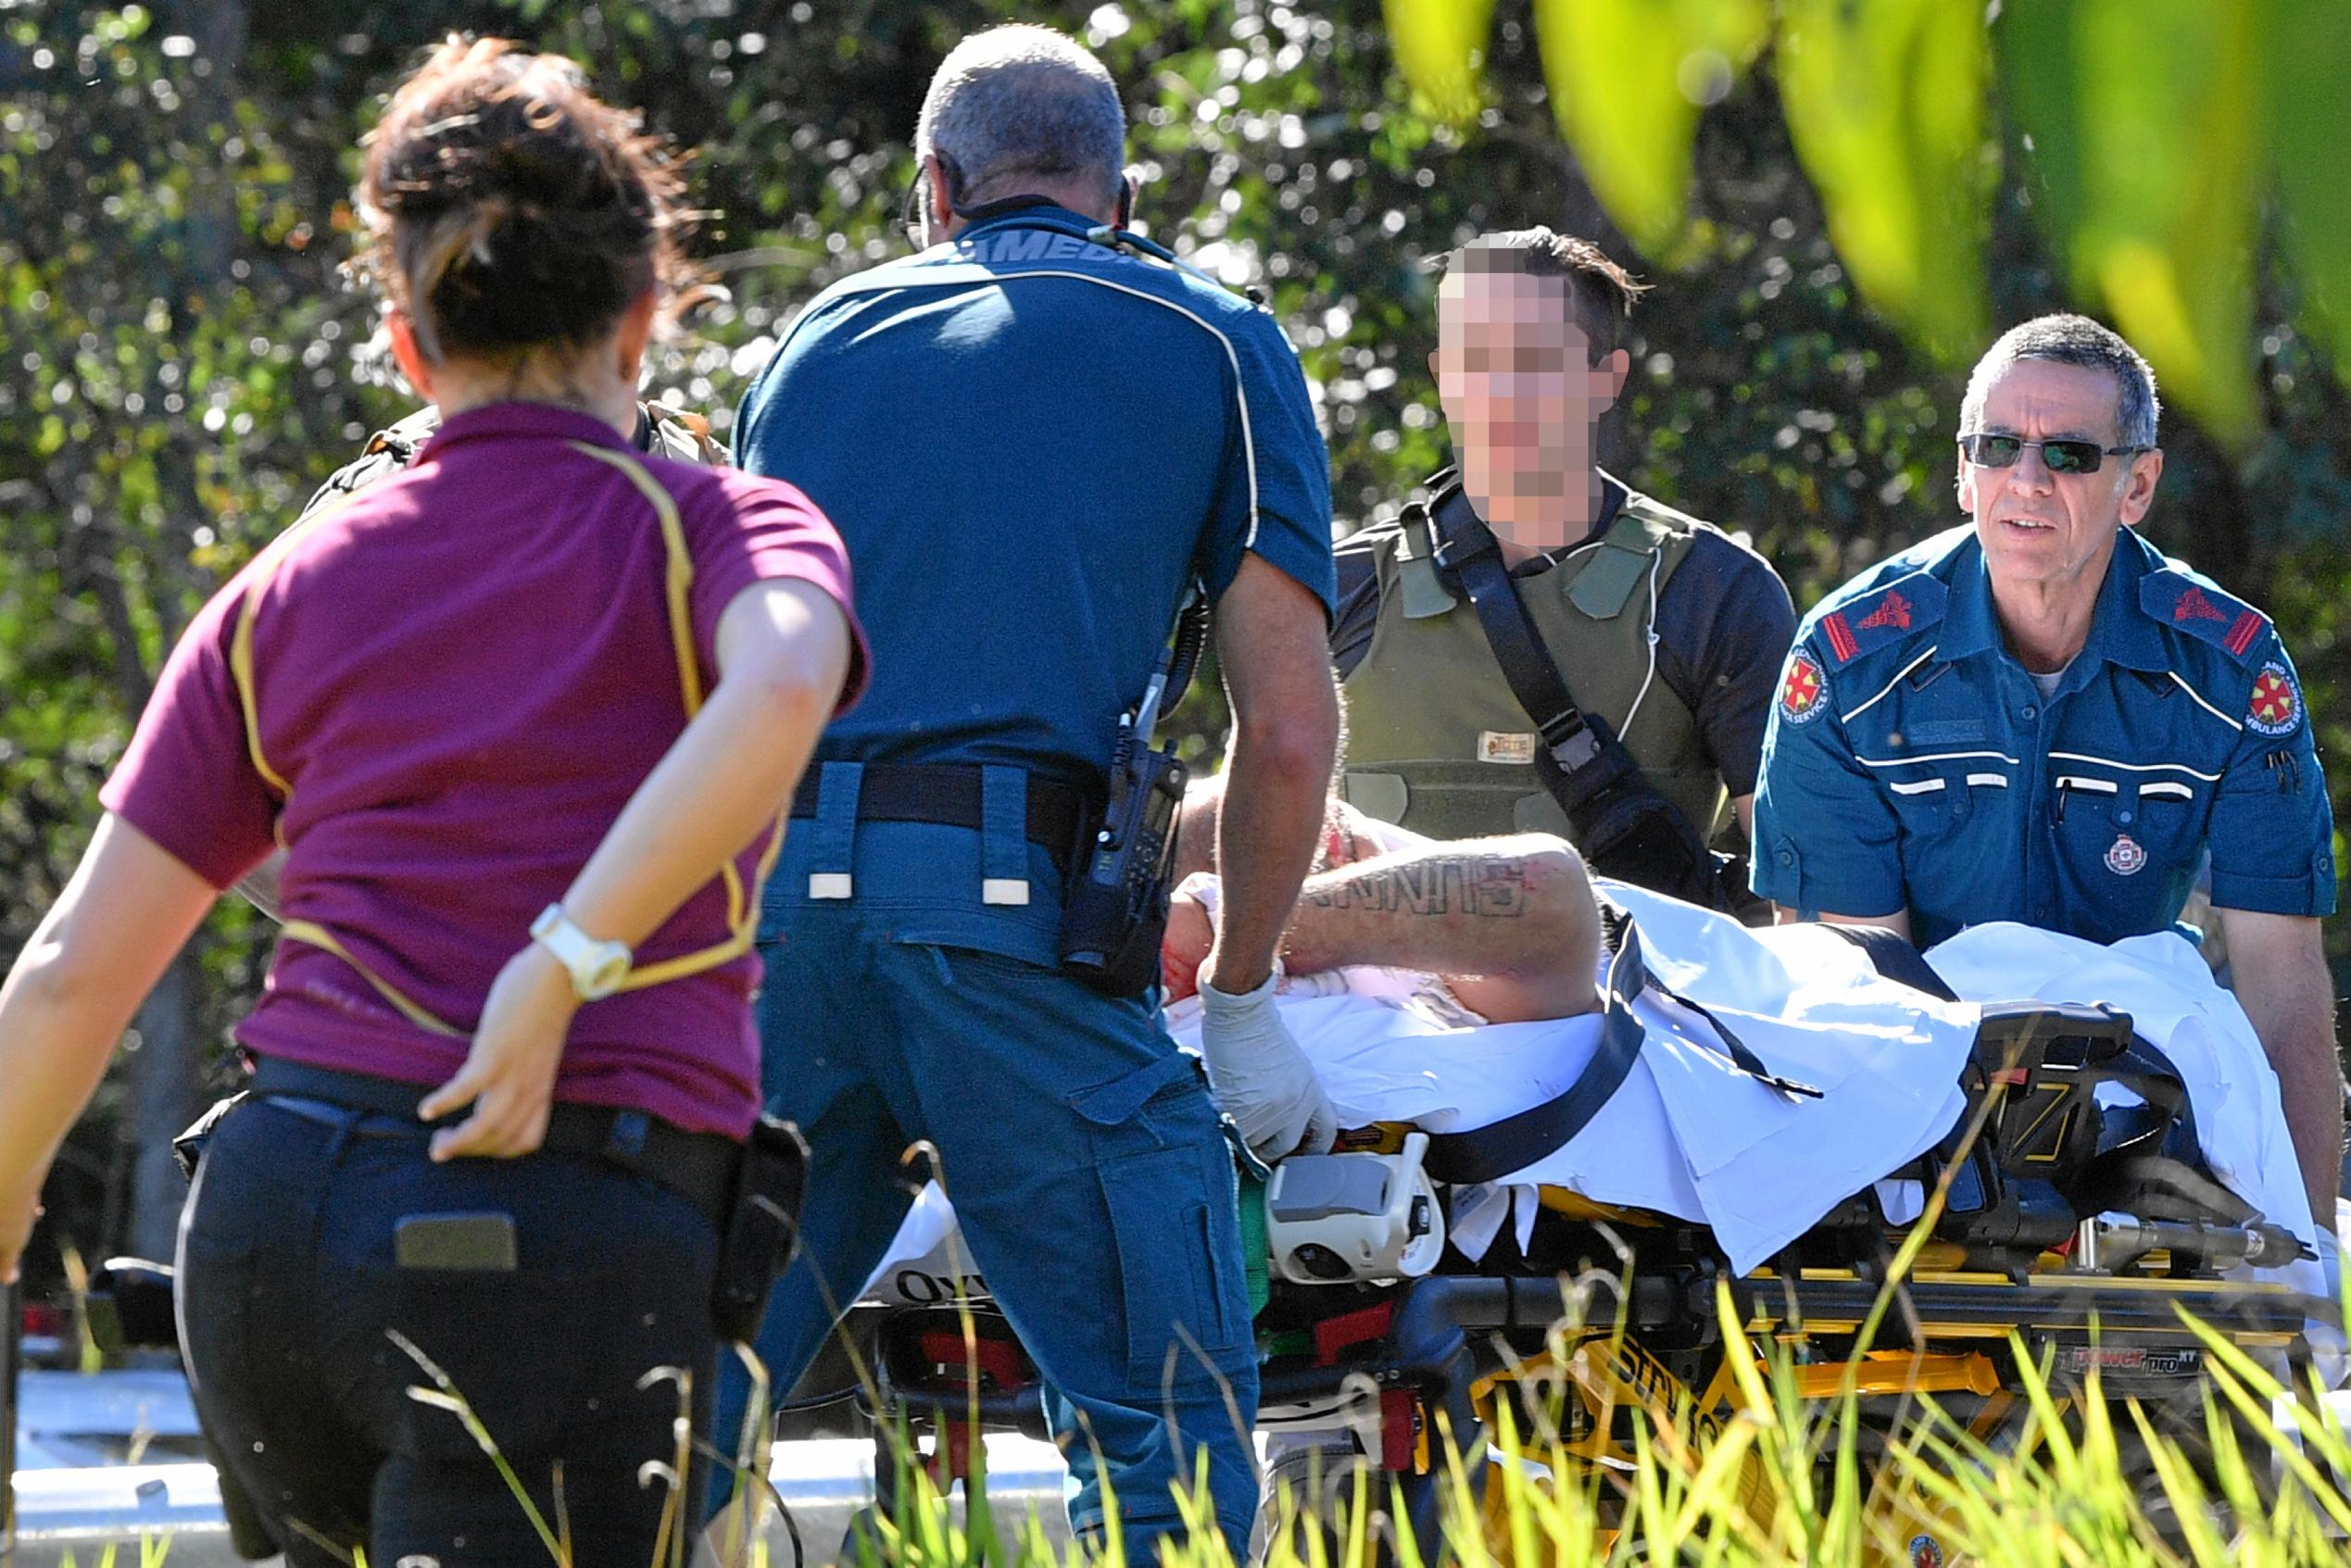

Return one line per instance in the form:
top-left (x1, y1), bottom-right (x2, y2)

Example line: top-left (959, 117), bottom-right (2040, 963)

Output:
top-left (0, 39), bottom-right (862, 1567)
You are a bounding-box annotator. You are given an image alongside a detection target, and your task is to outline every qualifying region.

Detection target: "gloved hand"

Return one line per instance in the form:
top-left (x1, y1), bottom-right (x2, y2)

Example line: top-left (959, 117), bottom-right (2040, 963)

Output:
top-left (1197, 966), bottom-right (1339, 1162)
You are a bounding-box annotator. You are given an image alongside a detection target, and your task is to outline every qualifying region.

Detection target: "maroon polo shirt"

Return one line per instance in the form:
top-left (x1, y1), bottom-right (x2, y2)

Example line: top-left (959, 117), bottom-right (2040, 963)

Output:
top-left (102, 402), bottom-right (866, 1136)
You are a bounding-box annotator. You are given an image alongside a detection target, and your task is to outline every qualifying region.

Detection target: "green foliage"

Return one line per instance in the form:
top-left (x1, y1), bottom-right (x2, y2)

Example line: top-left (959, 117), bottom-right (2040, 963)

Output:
top-left (1391, 0), bottom-right (2351, 450)
top-left (6, 0), bottom-right (2351, 1272)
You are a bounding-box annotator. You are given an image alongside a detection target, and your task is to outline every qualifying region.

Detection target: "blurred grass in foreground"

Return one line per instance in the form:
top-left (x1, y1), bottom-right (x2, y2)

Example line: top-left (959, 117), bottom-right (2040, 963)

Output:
top-left (828, 1297), bottom-right (2351, 1568)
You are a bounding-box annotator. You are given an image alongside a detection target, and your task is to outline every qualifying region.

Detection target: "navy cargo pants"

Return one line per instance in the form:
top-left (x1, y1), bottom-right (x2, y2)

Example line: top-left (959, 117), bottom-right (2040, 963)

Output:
top-left (728, 809), bottom-right (1260, 1555)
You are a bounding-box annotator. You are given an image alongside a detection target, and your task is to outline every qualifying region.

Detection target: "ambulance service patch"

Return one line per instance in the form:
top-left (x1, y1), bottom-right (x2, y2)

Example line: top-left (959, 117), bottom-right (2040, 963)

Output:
top-left (2106, 834), bottom-right (2147, 877)
top-left (2247, 660), bottom-right (2303, 736)
top-left (1779, 651), bottom-right (1829, 725)
top-left (1909, 1537), bottom-right (1945, 1568)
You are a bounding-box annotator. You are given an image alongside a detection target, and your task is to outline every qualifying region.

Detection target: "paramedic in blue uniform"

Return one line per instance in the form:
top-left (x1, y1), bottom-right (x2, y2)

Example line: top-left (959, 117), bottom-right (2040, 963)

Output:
top-left (727, 25), bottom-right (1341, 1557)
top-left (1754, 313), bottom-right (2340, 1223)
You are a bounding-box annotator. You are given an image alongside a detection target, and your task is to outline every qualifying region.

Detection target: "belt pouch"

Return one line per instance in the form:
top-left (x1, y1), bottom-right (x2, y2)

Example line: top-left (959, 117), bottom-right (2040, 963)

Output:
top-left (711, 1116), bottom-right (811, 1342)
top-left (173, 1092), bottom-right (251, 1185)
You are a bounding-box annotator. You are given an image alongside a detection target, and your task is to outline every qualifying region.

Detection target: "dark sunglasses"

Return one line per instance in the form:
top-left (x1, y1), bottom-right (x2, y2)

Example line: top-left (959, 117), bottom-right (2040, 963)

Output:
top-left (1958, 433), bottom-right (2149, 476)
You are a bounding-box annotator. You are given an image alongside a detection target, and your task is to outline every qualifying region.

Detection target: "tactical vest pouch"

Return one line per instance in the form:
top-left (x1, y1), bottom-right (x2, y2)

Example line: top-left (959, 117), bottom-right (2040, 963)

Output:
top-left (1427, 497), bottom-right (1730, 911)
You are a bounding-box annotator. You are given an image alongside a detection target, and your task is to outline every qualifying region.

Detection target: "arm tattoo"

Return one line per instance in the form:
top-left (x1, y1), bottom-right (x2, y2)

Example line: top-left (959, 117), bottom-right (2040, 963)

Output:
top-left (1301, 857), bottom-right (1528, 918)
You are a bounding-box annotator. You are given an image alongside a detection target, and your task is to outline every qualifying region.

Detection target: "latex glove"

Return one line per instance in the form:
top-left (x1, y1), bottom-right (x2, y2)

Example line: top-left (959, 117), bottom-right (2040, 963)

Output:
top-left (1197, 967), bottom-right (1339, 1162)
top-left (419, 944), bottom-right (581, 1160)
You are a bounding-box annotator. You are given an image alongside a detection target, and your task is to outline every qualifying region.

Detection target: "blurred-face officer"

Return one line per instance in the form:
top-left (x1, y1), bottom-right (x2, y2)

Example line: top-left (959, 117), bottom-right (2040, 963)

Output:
top-left (1754, 313), bottom-right (2340, 1223)
top-left (720, 24), bottom-right (1343, 1557)
top-left (1323, 232), bottom-right (1795, 872)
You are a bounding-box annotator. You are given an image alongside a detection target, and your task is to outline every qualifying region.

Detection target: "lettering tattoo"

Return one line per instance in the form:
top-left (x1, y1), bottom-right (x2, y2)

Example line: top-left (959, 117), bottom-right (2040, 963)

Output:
top-left (1301, 857), bottom-right (1528, 918)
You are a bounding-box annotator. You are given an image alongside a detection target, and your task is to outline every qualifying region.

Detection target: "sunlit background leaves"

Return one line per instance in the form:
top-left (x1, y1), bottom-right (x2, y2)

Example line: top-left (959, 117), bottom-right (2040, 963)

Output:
top-left (5, 0), bottom-right (2351, 1273)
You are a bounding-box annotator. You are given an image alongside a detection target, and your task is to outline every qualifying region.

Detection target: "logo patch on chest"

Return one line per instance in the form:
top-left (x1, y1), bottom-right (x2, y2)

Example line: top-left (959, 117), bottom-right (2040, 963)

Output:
top-left (2105, 834), bottom-right (2148, 876)
top-left (1478, 731), bottom-right (1538, 765)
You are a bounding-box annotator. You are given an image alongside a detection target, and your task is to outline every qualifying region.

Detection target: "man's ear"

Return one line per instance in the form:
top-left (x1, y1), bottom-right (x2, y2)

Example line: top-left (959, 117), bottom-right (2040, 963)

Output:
top-left (924, 151), bottom-right (956, 233)
top-left (2117, 446), bottom-right (2164, 526)
top-left (1591, 347), bottom-right (1631, 417)
top-left (385, 307), bottom-right (437, 402)
top-left (612, 289), bottom-right (660, 387)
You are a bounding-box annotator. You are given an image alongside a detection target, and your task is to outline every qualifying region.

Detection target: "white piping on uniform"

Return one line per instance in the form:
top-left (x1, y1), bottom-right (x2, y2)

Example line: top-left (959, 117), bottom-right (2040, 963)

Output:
top-left (1617, 551), bottom-right (1665, 743)
top-left (1966, 773), bottom-right (2008, 787)
top-left (1854, 748), bottom-right (2022, 769)
top-left (2047, 750), bottom-right (2223, 782)
top-left (786, 263), bottom-right (1264, 545)
top-left (2166, 671), bottom-right (2244, 733)
top-left (2055, 775), bottom-right (2119, 795)
top-left (2140, 780), bottom-right (2195, 799)
top-left (1889, 777), bottom-right (1946, 796)
top-left (1838, 646), bottom-right (1940, 724)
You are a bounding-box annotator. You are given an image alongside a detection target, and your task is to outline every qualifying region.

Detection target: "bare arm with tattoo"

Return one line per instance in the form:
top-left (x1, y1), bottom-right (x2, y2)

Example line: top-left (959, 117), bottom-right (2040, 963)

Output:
top-left (1166, 830), bottom-right (1602, 1023)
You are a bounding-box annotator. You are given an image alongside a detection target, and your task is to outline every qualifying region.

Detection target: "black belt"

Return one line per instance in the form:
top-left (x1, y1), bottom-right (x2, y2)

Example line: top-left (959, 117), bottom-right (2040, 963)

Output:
top-left (249, 1058), bottom-right (741, 1223)
top-left (1422, 910), bottom-right (1820, 1185)
top-left (789, 764), bottom-right (1092, 874)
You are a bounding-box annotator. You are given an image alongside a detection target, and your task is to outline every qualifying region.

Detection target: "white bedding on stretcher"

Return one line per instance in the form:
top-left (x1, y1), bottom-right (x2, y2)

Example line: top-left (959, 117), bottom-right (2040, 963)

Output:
top-left (861, 882), bottom-right (2325, 1299)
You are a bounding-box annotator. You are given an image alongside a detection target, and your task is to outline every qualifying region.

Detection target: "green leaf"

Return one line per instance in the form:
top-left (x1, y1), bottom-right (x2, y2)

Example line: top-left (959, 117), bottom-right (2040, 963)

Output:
top-left (1999, 0), bottom-right (2265, 447)
top-left (1777, 0), bottom-right (1993, 364)
top-left (2270, 0), bottom-right (2351, 390)
top-left (1531, 0), bottom-right (1769, 257)
top-left (1383, 0), bottom-right (1498, 127)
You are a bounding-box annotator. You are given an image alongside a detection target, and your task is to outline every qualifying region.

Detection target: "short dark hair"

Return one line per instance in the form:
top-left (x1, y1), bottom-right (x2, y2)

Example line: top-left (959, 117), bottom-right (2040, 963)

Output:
top-left (1440, 228), bottom-right (1649, 358)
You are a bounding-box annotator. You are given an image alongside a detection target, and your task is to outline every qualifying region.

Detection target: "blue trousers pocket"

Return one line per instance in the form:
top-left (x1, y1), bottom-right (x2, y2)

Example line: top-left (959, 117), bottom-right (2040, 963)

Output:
top-left (1074, 1056), bottom-right (1249, 1394)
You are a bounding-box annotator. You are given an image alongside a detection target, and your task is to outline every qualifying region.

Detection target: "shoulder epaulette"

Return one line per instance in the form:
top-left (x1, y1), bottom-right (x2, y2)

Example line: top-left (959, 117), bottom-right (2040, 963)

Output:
top-left (1813, 572), bottom-right (1949, 668)
top-left (2140, 568), bottom-right (2269, 664)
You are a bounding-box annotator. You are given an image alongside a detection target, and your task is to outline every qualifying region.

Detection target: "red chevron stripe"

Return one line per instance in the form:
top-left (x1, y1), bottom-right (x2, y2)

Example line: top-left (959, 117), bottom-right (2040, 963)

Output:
top-left (1822, 613), bottom-right (1857, 662)
top-left (2226, 610), bottom-right (2261, 657)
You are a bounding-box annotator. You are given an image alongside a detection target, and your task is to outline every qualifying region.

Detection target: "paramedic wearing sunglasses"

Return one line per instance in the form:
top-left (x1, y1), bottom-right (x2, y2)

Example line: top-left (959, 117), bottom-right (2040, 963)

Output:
top-left (1753, 313), bottom-right (2339, 1224)
top-left (0, 39), bottom-right (865, 1564)
top-left (723, 24), bottom-right (1340, 1559)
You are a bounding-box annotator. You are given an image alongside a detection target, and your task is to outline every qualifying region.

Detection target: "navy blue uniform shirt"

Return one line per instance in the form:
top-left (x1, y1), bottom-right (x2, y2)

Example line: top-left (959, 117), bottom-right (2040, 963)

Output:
top-left (735, 207), bottom-right (1335, 789)
top-left (1752, 524), bottom-right (2334, 947)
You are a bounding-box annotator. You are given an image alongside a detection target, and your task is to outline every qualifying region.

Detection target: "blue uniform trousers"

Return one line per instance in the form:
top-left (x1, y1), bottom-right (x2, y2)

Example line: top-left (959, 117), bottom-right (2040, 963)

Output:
top-left (731, 827), bottom-right (1261, 1554)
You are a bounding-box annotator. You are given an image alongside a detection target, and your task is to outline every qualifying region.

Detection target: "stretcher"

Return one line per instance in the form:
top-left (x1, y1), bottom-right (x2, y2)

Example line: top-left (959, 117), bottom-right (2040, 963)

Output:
top-left (816, 924), bottom-right (2337, 1566)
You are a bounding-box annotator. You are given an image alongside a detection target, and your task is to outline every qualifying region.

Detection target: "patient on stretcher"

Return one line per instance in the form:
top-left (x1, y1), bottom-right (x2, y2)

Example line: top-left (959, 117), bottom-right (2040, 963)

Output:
top-left (1152, 805), bottom-right (2325, 1285)
top-left (868, 808), bottom-right (2330, 1311)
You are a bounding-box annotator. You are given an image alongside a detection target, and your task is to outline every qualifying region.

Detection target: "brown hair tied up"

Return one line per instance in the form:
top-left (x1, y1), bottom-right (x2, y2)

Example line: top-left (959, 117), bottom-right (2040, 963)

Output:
top-left (358, 36), bottom-right (695, 362)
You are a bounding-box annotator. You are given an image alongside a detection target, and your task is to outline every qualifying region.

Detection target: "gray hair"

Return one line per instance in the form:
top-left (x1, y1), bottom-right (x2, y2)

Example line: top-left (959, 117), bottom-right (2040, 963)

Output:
top-left (914, 26), bottom-right (1125, 207)
top-left (1959, 313), bottom-right (2161, 450)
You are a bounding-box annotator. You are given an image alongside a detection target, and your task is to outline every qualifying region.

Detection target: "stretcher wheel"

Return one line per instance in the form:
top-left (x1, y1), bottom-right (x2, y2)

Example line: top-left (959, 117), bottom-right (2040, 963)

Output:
top-left (1255, 1438), bottom-right (1392, 1563)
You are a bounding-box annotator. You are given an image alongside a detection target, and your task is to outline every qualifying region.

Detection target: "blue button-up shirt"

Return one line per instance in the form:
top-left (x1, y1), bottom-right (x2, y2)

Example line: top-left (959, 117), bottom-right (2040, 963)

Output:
top-left (735, 207), bottom-right (1335, 962)
top-left (1752, 525), bottom-right (2334, 947)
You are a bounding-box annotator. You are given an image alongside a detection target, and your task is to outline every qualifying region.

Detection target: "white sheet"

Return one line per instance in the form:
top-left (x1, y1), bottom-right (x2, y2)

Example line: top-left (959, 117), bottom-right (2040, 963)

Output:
top-left (859, 884), bottom-right (2323, 1295)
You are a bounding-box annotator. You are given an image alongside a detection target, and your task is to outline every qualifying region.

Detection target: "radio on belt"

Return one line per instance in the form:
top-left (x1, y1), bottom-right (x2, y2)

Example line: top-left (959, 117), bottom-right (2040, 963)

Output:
top-left (1264, 1131), bottom-right (1445, 1285)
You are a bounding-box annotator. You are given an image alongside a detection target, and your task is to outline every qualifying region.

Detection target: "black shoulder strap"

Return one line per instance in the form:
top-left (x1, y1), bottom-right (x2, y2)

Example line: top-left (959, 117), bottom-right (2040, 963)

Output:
top-left (1816, 923), bottom-right (1958, 1002)
top-left (1422, 912), bottom-right (1818, 1185)
top-left (1425, 489), bottom-right (1724, 909)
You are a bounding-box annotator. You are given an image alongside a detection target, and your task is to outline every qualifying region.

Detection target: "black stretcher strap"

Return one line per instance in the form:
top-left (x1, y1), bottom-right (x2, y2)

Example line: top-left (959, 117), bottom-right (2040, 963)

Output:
top-left (1817, 923), bottom-right (1959, 1002)
top-left (1422, 914), bottom-right (1818, 1185)
top-left (789, 763), bottom-right (1090, 873)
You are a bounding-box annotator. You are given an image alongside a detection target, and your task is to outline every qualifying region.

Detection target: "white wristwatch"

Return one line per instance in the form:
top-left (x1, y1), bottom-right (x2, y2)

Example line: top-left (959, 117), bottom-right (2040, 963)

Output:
top-left (530, 904), bottom-right (633, 1001)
